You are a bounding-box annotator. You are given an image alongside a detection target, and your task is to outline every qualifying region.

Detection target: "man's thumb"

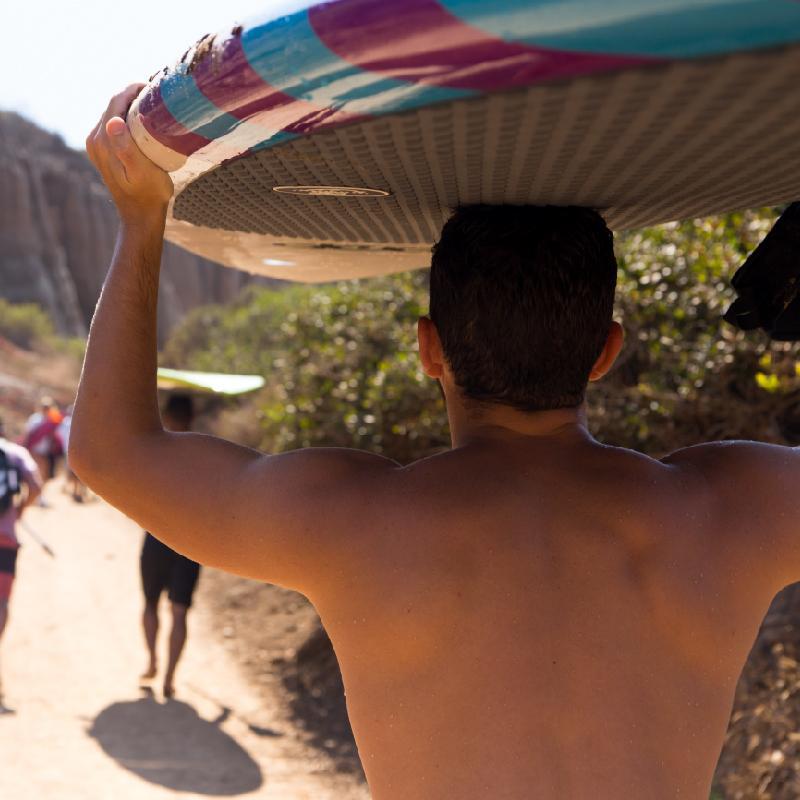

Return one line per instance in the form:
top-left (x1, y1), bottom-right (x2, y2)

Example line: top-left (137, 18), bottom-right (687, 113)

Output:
top-left (106, 116), bottom-right (131, 146)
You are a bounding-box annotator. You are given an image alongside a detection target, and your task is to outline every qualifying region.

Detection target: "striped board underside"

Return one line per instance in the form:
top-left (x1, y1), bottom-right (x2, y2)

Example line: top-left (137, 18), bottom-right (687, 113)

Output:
top-left (129, 0), bottom-right (800, 282)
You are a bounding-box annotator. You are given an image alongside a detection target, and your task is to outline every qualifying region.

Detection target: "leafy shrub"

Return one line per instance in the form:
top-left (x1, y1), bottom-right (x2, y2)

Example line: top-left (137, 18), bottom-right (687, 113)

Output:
top-left (164, 271), bottom-right (448, 462)
top-left (0, 299), bottom-right (55, 349)
top-left (47, 336), bottom-right (87, 362)
top-left (164, 209), bottom-right (791, 462)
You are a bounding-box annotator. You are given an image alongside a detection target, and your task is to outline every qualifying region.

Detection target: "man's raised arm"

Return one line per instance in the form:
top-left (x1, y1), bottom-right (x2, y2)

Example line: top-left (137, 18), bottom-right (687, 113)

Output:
top-left (69, 87), bottom-right (398, 597)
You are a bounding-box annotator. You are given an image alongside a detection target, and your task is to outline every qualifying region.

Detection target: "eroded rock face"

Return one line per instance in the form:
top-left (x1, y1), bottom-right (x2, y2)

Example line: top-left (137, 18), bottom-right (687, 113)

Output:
top-left (0, 111), bottom-right (254, 340)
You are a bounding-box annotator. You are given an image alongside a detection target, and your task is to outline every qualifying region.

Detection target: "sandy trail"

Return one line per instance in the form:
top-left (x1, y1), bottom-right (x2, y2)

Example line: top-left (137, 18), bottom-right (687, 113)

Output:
top-left (0, 485), bottom-right (368, 799)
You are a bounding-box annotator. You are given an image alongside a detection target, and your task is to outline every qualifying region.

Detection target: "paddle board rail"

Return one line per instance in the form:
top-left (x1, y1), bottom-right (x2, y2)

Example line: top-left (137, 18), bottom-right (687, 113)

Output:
top-left (157, 368), bottom-right (266, 396)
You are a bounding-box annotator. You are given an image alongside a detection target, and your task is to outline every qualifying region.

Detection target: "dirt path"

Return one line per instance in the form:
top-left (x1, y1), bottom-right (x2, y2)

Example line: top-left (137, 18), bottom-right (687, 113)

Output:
top-left (0, 485), bottom-right (369, 799)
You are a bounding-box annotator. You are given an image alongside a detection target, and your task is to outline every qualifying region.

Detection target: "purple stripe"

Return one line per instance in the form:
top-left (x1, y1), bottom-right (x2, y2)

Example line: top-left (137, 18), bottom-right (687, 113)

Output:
top-left (309, 0), bottom-right (661, 92)
top-left (191, 34), bottom-right (365, 135)
top-left (137, 83), bottom-right (210, 156)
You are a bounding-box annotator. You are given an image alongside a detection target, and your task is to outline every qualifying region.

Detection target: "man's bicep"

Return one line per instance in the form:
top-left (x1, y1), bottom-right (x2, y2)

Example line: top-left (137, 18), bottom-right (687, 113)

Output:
top-left (96, 433), bottom-right (396, 592)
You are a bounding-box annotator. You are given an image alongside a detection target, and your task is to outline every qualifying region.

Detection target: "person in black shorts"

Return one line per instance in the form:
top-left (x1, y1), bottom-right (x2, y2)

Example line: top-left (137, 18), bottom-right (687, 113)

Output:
top-left (139, 394), bottom-right (200, 698)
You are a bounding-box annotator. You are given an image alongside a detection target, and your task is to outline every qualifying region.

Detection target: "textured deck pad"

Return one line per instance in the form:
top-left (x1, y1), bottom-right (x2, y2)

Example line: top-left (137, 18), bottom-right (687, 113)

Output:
top-left (129, 0), bottom-right (800, 281)
top-left (174, 45), bottom-right (800, 243)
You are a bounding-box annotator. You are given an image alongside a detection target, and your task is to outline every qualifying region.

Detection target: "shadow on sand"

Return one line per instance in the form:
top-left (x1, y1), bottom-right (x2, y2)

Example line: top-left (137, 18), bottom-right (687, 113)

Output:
top-left (88, 693), bottom-right (262, 795)
top-left (281, 627), bottom-right (364, 779)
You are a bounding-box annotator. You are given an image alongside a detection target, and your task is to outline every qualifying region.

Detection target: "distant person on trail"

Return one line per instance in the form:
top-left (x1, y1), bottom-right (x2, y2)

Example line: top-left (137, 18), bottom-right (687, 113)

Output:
top-left (139, 394), bottom-right (201, 699)
top-left (0, 417), bottom-right (42, 701)
top-left (23, 397), bottom-right (63, 503)
top-left (73, 86), bottom-right (800, 799)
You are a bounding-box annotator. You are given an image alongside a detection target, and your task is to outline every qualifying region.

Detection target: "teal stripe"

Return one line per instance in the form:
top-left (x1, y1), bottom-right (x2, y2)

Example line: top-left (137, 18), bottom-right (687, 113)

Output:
top-left (160, 63), bottom-right (298, 149)
top-left (439, 0), bottom-right (800, 58)
top-left (160, 0), bottom-right (800, 149)
top-left (241, 10), bottom-right (474, 117)
top-left (251, 131), bottom-right (299, 152)
top-left (159, 64), bottom-right (242, 141)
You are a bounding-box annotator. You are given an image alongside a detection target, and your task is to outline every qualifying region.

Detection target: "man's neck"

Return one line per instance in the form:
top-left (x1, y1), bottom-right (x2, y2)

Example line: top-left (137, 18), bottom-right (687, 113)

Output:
top-left (446, 398), bottom-right (590, 448)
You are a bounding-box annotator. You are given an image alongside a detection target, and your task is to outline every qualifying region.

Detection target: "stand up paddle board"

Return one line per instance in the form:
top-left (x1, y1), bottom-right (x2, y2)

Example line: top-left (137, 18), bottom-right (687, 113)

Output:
top-left (129, 0), bottom-right (800, 283)
top-left (157, 368), bottom-right (265, 395)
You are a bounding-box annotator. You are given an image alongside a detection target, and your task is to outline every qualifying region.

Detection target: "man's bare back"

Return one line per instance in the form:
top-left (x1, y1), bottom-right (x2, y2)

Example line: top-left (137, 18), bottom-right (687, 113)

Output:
top-left (72, 89), bottom-right (795, 799)
top-left (308, 427), bottom-right (783, 799)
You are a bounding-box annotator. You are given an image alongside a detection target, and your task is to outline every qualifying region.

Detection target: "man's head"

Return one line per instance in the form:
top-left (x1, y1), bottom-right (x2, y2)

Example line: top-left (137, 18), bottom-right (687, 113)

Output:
top-left (162, 394), bottom-right (194, 433)
top-left (421, 205), bottom-right (621, 413)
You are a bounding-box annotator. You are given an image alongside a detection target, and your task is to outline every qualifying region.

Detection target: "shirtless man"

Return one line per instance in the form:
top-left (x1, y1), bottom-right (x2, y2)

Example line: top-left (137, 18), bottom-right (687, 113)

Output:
top-left (71, 86), bottom-right (795, 799)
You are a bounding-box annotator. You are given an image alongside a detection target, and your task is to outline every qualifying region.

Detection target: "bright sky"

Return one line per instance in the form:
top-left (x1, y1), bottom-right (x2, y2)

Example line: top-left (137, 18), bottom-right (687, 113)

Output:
top-left (0, 1), bottom-right (304, 150)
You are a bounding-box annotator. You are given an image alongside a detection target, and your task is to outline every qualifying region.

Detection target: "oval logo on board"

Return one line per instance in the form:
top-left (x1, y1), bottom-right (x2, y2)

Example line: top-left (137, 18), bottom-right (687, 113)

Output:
top-left (272, 186), bottom-right (391, 198)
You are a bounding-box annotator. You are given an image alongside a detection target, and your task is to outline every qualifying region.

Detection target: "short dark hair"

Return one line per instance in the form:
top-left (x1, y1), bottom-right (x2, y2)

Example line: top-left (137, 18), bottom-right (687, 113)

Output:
top-left (429, 205), bottom-right (617, 412)
top-left (163, 393), bottom-right (194, 426)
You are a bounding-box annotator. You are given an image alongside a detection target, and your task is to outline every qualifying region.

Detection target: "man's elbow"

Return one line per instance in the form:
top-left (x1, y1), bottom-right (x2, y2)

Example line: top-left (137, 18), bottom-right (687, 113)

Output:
top-left (68, 428), bottom-right (163, 494)
top-left (67, 439), bottom-right (101, 488)
top-left (67, 430), bottom-right (116, 491)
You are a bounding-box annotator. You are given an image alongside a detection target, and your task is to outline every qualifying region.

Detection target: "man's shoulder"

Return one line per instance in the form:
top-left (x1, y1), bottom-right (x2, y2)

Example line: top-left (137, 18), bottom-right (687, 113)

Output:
top-left (661, 439), bottom-right (794, 476)
top-left (661, 440), bottom-right (800, 595)
top-left (661, 439), bottom-right (800, 534)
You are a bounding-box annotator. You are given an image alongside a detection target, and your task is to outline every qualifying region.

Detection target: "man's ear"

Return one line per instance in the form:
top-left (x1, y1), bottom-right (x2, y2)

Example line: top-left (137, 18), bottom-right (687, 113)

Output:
top-left (418, 316), bottom-right (445, 379)
top-left (589, 321), bottom-right (624, 382)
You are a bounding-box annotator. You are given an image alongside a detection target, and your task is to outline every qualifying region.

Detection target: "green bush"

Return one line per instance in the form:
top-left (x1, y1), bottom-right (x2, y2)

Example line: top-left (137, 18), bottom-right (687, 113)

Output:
top-left (48, 336), bottom-right (87, 362)
top-left (0, 299), bottom-right (55, 349)
top-left (163, 271), bottom-right (448, 462)
top-left (590, 208), bottom-right (783, 454)
top-left (163, 209), bottom-right (789, 462)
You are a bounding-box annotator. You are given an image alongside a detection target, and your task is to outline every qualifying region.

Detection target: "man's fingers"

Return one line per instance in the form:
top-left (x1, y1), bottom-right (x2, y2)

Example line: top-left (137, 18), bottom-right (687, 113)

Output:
top-left (96, 144), bottom-right (129, 189)
top-left (86, 111), bottom-right (105, 158)
top-left (103, 115), bottom-right (173, 200)
top-left (102, 84), bottom-right (146, 127)
top-left (106, 116), bottom-right (130, 141)
top-left (105, 116), bottom-right (150, 167)
top-left (84, 83), bottom-right (174, 214)
top-left (87, 83), bottom-right (145, 164)
top-left (104, 117), bottom-right (142, 183)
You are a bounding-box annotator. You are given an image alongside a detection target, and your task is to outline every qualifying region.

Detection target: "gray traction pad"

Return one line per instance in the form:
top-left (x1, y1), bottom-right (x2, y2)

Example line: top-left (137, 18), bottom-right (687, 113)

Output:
top-left (174, 45), bottom-right (800, 244)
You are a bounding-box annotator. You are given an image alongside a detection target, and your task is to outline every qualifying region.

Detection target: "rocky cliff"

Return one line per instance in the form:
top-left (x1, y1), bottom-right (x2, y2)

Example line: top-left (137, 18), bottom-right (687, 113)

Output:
top-left (0, 111), bottom-right (254, 340)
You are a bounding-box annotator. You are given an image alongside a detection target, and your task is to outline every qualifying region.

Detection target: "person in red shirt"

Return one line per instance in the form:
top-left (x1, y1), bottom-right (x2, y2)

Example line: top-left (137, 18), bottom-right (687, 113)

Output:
top-left (0, 417), bottom-right (42, 703)
top-left (23, 398), bottom-right (63, 502)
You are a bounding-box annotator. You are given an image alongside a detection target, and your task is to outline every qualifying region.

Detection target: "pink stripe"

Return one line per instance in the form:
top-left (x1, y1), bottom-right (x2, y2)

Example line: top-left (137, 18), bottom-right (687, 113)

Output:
top-left (309, 0), bottom-right (661, 92)
top-left (138, 84), bottom-right (210, 156)
top-left (192, 34), bottom-right (365, 135)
